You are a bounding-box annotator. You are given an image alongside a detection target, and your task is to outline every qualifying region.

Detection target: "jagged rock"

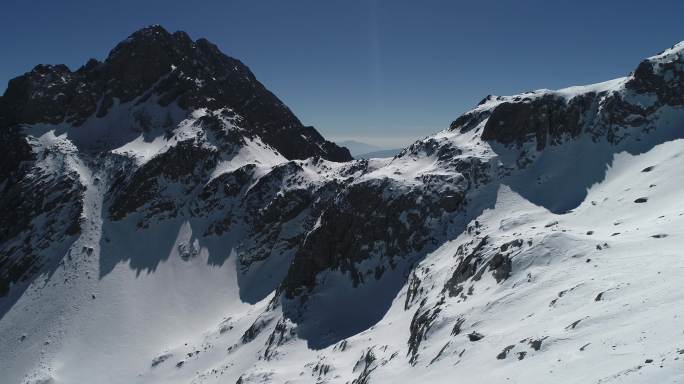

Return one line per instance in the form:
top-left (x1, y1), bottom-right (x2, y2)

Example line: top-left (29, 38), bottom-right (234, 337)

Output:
top-left (497, 345), bottom-right (515, 360)
top-left (444, 237), bottom-right (488, 297)
top-left (0, 26), bottom-right (350, 162)
top-left (407, 304), bottom-right (442, 364)
top-left (468, 332), bottom-right (484, 342)
top-left (0, 26), bottom-right (352, 294)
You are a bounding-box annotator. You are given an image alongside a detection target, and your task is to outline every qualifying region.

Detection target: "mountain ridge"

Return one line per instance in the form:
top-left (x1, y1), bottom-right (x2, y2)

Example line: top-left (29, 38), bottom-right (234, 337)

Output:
top-left (1, 28), bottom-right (684, 383)
top-left (0, 25), bottom-right (351, 162)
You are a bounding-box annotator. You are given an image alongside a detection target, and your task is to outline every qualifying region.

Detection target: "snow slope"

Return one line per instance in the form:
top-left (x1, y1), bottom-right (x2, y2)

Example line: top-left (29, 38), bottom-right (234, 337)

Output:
top-left (16, 130), bottom-right (678, 384)
top-left (129, 131), bottom-right (684, 384)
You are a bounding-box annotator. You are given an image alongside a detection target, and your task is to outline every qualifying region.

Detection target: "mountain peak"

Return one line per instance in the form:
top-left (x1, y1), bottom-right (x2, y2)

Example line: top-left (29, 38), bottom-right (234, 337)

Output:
top-left (130, 24), bottom-right (169, 37)
top-left (107, 25), bottom-right (193, 62)
top-left (0, 26), bottom-right (352, 162)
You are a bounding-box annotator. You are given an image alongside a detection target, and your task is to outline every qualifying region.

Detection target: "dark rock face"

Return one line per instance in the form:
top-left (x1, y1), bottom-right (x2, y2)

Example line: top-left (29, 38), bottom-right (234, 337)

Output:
top-left (108, 139), bottom-right (221, 224)
top-left (0, 151), bottom-right (84, 296)
top-left (238, 173), bottom-right (343, 273)
top-left (444, 236), bottom-right (523, 299)
top-left (449, 107), bottom-right (491, 133)
top-left (481, 95), bottom-right (590, 150)
top-left (467, 331), bottom-right (484, 342)
top-left (476, 90), bottom-right (648, 151)
top-left (407, 304), bottom-right (441, 364)
top-left (0, 25), bottom-right (351, 162)
top-left (444, 237), bottom-right (488, 297)
top-left (280, 174), bottom-right (468, 298)
top-left (627, 53), bottom-right (684, 106)
top-left (0, 25), bottom-right (354, 298)
top-left (450, 44), bottom-right (684, 150)
top-left (0, 126), bottom-right (33, 188)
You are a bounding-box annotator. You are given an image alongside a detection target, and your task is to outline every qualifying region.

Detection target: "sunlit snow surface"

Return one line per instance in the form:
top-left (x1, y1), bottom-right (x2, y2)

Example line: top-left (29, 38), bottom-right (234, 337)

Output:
top-left (2, 69), bottom-right (684, 383)
top-left (139, 139), bottom-right (684, 384)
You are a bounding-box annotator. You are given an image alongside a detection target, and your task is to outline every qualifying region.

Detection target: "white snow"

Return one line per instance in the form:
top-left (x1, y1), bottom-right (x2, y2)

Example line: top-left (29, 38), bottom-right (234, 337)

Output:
top-left (550, 77), bottom-right (627, 100)
top-left (5, 122), bottom-right (682, 384)
top-left (3, 45), bottom-right (684, 384)
top-left (208, 137), bottom-right (287, 182)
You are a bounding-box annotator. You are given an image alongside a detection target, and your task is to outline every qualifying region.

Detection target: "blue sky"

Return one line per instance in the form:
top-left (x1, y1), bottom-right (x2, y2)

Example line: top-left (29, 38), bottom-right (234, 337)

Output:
top-left (2, 0), bottom-right (683, 147)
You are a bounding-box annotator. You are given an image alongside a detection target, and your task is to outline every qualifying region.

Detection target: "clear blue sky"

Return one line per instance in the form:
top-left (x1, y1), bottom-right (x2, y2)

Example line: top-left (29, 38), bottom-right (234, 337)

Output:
top-left (2, 0), bottom-right (683, 147)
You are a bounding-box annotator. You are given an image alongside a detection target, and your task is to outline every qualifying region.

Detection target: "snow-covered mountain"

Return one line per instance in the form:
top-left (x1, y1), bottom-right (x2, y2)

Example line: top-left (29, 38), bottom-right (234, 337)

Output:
top-left (2, 27), bottom-right (684, 384)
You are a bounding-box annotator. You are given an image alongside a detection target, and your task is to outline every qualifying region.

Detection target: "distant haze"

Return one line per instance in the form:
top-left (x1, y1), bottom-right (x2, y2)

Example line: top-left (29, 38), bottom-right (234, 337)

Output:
top-left (336, 139), bottom-right (404, 158)
top-left (334, 135), bottom-right (422, 150)
top-left (336, 140), bottom-right (384, 156)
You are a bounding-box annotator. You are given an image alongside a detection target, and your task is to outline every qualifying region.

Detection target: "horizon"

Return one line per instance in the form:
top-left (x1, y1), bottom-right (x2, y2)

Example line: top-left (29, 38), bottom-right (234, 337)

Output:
top-left (2, 0), bottom-right (683, 148)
